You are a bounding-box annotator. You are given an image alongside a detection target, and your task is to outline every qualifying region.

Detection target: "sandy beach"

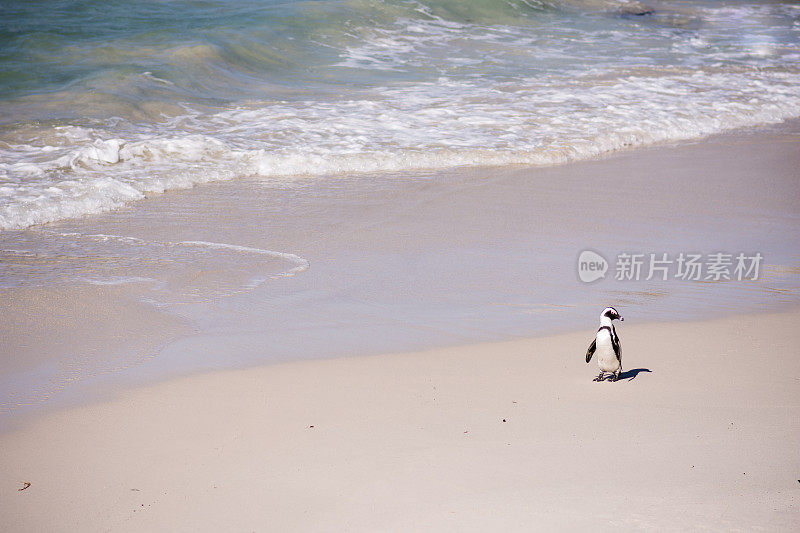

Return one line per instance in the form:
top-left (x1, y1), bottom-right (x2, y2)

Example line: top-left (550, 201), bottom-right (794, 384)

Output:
top-left (2, 308), bottom-right (799, 531)
top-left (3, 1), bottom-right (800, 530)
top-left (1, 116), bottom-right (799, 530)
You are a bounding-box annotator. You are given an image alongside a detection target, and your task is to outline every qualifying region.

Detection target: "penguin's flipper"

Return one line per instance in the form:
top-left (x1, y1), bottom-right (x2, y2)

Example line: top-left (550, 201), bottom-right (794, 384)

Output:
top-left (611, 325), bottom-right (622, 365)
top-left (585, 338), bottom-right (596, 363)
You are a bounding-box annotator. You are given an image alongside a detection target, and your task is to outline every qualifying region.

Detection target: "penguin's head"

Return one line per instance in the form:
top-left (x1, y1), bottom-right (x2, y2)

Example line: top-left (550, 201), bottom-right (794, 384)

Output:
top-left (601, 307), bottom-right (624, 322)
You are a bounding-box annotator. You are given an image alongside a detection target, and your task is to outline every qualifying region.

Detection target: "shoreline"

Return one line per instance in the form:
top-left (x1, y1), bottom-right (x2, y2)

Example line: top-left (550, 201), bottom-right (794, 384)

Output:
top-left (2, 308), bottom-right (799, 530)
top-left (1, 119), bottom-right (799, 426)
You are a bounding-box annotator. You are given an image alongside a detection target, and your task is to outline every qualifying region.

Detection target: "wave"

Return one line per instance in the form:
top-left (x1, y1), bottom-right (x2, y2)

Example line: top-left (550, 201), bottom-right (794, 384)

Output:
top-left (1, 230), bottom-right (310, 305)
top-left (2, 65), bottom-right (800, 230)
top-left (1, 0), bottom-right (800, 230)
top-left (2, 0), bottom-right (788, 121)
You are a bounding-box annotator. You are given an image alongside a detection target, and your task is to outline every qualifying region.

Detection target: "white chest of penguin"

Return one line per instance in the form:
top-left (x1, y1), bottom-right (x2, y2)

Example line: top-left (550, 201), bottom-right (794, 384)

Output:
top-left (595, 330), bottom-right (620, 372)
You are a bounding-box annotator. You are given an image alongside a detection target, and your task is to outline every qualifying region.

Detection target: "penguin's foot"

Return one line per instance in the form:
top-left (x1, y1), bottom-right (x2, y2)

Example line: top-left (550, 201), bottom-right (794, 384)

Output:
top-left (593, 372), bottom-right (605, 382)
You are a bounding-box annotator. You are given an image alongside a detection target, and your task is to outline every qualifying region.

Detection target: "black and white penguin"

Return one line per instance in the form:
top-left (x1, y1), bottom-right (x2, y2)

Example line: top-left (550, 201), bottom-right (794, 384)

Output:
top-left (585, 307), bottom-right (624, 381)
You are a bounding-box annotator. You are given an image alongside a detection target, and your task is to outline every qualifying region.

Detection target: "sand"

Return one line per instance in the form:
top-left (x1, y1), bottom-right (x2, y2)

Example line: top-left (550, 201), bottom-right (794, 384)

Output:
top-left (1, 309), bottom-right (799, 531)
top-left (1, 121), bottom-right (799, 530)
top-left (0, 284), bottom-right (193, 415)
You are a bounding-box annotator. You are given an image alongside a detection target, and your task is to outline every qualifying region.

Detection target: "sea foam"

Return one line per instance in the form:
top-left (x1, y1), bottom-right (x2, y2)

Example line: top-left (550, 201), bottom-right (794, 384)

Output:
top-left (1, 0), bottom-right (799, 230)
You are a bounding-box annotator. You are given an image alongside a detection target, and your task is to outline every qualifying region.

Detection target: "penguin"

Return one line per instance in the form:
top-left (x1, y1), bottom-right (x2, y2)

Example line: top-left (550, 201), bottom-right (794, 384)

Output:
top-left (585, 307), bottom-right (624, 382)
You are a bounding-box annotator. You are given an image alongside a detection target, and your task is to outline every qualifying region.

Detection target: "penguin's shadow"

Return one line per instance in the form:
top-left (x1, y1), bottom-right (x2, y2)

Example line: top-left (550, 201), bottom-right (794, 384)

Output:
top-left (618, 368), bottom-right (652, 381)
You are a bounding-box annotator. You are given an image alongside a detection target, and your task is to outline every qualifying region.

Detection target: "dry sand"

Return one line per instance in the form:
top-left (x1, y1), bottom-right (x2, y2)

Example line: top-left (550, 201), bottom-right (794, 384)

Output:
top-left (1, 309), bottom-right (798, 531)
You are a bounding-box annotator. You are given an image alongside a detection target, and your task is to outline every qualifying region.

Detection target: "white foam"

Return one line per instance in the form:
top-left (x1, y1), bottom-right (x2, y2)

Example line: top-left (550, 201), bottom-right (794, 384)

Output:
top-left (80, 276), bottom-right (158, 286)
top-left (61, 232), bottom-right (309, 280)
top-left (2, 230), bottom-right (310, 302)
top-left (177, 240), bottom-right (310, 277)
top-left (81, 139), bottom-right (122, 164)
top-left (2, 20), bottom-right (800, 231)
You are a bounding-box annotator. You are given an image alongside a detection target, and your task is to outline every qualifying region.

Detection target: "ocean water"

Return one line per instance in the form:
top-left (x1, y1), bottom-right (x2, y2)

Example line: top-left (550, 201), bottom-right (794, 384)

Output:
top-left (1, 0), bottom-right (800, 229)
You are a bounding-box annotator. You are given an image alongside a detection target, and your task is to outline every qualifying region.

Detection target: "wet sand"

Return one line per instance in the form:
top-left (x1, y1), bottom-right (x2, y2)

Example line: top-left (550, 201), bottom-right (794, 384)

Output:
top-left (1, 121), bottom-right (798, 419)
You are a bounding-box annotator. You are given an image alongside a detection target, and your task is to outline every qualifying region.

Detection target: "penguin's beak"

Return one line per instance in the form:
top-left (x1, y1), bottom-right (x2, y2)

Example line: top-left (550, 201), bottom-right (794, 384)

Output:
top-left (619, 316), bottom-right (624, 321)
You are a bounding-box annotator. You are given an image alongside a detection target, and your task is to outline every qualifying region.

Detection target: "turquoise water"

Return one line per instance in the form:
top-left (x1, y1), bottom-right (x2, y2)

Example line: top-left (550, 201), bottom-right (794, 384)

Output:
top-left (1, 0), bottom-right (800, 229)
